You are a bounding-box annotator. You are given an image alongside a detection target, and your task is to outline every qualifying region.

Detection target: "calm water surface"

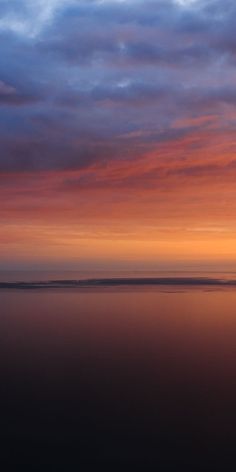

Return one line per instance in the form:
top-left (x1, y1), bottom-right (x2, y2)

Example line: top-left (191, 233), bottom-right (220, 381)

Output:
top-left (1, 274), bottom-right (236, 469)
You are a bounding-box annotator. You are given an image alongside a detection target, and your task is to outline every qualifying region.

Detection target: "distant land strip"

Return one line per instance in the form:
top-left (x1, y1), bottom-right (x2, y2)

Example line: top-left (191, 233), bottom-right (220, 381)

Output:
top-left (0, 277), bottom-right (236, 289)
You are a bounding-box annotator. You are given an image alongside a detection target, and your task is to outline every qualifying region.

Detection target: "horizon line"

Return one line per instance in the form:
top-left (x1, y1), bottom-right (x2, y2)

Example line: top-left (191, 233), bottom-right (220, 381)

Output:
top-left (1, 276), bottom-right (236, 290)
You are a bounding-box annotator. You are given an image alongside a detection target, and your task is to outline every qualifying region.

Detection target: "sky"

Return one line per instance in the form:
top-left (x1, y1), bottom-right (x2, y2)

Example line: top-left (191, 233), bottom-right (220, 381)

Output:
top-left (1, 0), bottom-right (236, 270)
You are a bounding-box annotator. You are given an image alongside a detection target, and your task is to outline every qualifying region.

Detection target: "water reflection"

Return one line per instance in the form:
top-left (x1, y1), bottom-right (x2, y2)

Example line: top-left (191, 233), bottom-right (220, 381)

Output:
top-left (1, 288), bottom-right (236, 468)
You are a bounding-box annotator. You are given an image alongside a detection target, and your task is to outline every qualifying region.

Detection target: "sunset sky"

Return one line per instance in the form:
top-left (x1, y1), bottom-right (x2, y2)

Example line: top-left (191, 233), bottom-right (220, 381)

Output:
top-left (1, 0), bottom-right (236, 270)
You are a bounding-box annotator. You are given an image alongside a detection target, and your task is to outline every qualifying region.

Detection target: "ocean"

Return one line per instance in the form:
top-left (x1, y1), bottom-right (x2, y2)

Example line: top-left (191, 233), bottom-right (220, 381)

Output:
top-left (1, 270), bottom-right (236, 470)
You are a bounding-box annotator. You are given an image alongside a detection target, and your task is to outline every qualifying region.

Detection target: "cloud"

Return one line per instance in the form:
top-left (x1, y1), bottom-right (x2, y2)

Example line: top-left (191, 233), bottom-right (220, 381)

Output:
top-left (0, 80), bottom-right (15, 95)
top-left (1, 0), bottom-right (236, 182)
top-left (0, 0), bottom-right (79, 37)
top-left (0, 79), bottom-right (39, 106)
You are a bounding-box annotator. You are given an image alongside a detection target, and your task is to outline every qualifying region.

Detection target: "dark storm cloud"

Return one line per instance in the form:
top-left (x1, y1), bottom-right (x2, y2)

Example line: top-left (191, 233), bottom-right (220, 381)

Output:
top-left (1, 0), bottom-right (236, 176)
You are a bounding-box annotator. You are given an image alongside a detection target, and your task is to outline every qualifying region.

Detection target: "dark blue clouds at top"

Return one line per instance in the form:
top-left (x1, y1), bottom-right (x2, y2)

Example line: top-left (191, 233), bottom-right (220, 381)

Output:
top-left (1, 0), bottom-right (236, 174)
top-left (43, 0), bottom-right (236, 65)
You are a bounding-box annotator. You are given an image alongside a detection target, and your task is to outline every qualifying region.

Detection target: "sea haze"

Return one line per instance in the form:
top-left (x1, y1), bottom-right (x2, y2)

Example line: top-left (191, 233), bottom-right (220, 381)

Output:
top-left (1, 271), bottom-right (236, 469)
